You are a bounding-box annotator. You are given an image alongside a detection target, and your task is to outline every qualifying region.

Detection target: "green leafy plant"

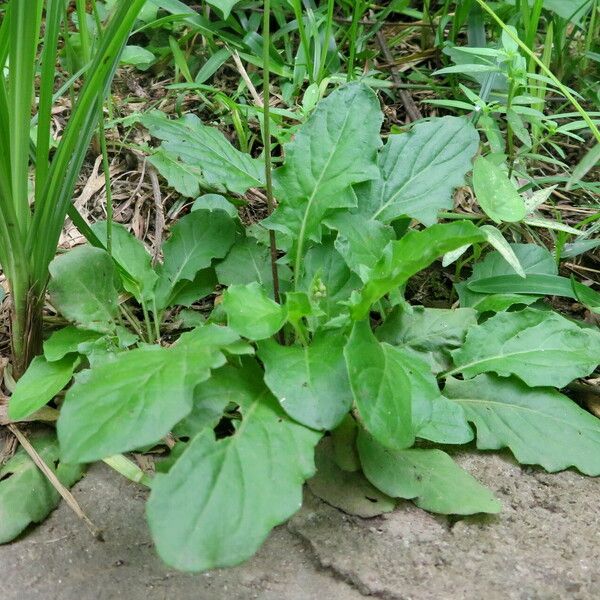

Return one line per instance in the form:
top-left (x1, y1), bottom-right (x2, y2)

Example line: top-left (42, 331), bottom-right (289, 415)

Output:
top-left (0, 0), bottom-right (146, 376)
top-left (7, 78), bottom-right (600, 573)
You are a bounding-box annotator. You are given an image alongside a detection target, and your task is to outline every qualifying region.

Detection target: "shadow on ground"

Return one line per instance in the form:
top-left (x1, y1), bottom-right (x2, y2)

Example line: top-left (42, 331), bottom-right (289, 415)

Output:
top-left (1, 452), bottom-right (598, 600)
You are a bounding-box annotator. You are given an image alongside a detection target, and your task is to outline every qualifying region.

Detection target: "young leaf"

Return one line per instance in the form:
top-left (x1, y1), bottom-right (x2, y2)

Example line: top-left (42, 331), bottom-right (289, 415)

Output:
top-left (472, 156), bottom-right (526, 223)
top-left (222, 282), bottom-right (285, 340)
top-left (307, 438), bottom-right (396, 518)
top-left (300, 240), bottom-right (362, 321)
top-left (43, 327), bottom-right (103, 362)
top-left (325, 212), bottom-right (394, 281)
top-left (445, 374), bottom-right (600, 475)
top-left (48, 246), bottom-right (119, 333)
top-left (57, 326), bottom-right (238, 462)
top-left (8, 355), bottom-right (78, 421)
top-left (91, 221), bottom-right (158, 303)
top-left (258, 332), bottom-right (352, 431)
top-left (344, 321), bottom-right (414, 450)
top-left (154, 209), bottom-right (235, 309)
top-left (141, 111), bottom-right (264, 194)
top-left (449, 308), bottom-right (600, 388)
top-left (0, 435), bottom-right (83, 544)
top-left (376, 305), bottom-right (478, 373)
top-left (265, 83), bottom-right (382, 244)
top-left (479, 224), bottom-right (525, 277)
top-left (147, 359), bottom-right (321, 571)
top-left (351, 221), bottom-right (485, 320)
top-left (357, 430), bottom-right (501, 515)
top-left (355, 116), bottom-right (479, 225)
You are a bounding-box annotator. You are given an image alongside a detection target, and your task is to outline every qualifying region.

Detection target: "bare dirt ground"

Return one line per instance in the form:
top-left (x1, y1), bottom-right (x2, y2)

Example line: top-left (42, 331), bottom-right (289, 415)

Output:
top-left (1, 451), bottom-right (598, 600)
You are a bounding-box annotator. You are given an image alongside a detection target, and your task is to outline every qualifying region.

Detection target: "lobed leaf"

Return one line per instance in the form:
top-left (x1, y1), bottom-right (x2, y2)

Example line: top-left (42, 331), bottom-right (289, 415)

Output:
top-left (445, 374), bottom-right (600, 475)
top-left (450, 308), bottom-right (600, 388)
top-left (265, 83), bottom-right (382, 244)
top-left (355, 116), bottom-right (479, 225)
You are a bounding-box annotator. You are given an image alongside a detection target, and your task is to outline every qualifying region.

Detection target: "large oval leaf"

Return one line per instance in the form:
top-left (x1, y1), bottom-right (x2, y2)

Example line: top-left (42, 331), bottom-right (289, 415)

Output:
top-left (355, 116), bottom-right (479, 225)
top-left (445, 374), bottom-right (600, 475)
top-left (449, 308), bottom-right (600, 388)
top-left (344, 321), bottom-right (414, 450)
top-left (58, 326), bottom-right (239, 462)
top-left (146, 359), bottom-right (321, 571)
top-left (265, 83), bottom-right (382, 244)
top-left (258, 332), bottom-right (352, 431)
top-left (357, 429), bottom-right (501, 515)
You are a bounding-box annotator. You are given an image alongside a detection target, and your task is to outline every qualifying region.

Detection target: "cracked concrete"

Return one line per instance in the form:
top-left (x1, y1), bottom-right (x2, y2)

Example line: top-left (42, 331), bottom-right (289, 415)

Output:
top-left (1, 451), bottom-right (599, 600)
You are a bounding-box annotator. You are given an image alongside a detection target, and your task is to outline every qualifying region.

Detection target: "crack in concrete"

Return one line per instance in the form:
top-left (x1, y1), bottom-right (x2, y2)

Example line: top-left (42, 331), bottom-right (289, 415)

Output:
top-left (287, 523), bottom-right (408, 600)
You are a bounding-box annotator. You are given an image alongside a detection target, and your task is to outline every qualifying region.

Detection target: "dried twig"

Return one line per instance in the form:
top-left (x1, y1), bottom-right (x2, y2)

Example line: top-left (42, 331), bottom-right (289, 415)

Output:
top-left (375, 28), bottom-right (423, 122)
top-left (232, 51), bottom-right (263, 107)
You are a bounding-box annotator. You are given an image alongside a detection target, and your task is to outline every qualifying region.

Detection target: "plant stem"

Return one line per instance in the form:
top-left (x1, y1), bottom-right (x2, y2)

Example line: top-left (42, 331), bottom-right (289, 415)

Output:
top-left (473, 0), bottom-right (600, 145)
top-left (98, 104), bottom-right (113, 254)
top-left (262, 0), bottom-right (281, 308)
top-left (318, 0), bottom-right (335, 83)
top-left (291, 0), bottom-right (312, 82)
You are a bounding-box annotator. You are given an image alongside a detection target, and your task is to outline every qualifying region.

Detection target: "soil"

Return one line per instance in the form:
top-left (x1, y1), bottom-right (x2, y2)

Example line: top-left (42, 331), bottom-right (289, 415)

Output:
top-left (1, 451), bottom-right (598, 600)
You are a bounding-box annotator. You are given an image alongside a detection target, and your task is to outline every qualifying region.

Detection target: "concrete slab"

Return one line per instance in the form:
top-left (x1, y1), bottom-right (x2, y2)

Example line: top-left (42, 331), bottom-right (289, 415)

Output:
top-left (1, 451), bottom-right (599, 600)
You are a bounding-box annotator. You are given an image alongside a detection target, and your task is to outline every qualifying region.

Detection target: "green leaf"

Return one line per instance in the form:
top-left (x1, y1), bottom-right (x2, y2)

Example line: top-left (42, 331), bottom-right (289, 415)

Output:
top-left (155, 209), bottom-right (235, 309)
top-left (120, 45), bottom-right (155, 68)
top-left (43, 326), bottom-right (103, 362)
top-left (351, 221), bottom-right (486, 320)
top-left (147, 359), bottom-right (321, 571)
top-left (48, 246), bottom-right (119, 333)
top-left (91, 221), bottom-right (158, 303)
top-left (468, 273), bottom-right (577, 297)
top-left (472, 156), bottom-right (526, 223)
top-left (173, 361), bottom-right (259, 438)
top-left (258, 332), bottom-right (352, 431)
top-left (307, 438), bottom-right (396, 518)
top-left (456, 243), bottom-right (557, 311)
top-left (8, 355), bottom-right (78, 421)
top-left (0, 434), bottom-right (83, 544)
top-left (215, 237), bottom-right (290, 288)
top-left (148, 147), bottom-right (204, 198)
top-left (444, 374), bottom-right (600, 475)
top-left (265, 83), bottom-right (382, 243)
top-left (300, 240), bottom-right (362, 321)
top-left (168, 269), bottom-right (217, 307)
top-left (141, 111), bottom-right (263, 195)
top-left (358, 430), bottom-right (501, 515)
top-left (205, 0), bottom-right (241, 18)
top-left (376, 305), bottom-right (478, 373)
top-left (388, 348), bottom-right (473, 445)
top-left (57, 325), bottom-right (238, 462)
top-left (222, 282), bottom-right (286, 340)
top-left (480, 224), bottom-right (526, 277)
top-left (355, 116), bottom-right (479, 225)
top-left (344, 321), bottom-right (414, 450)
top-left (449, 308), bottom-right (600, 388)
top-left (326, 212), bottom-right (394, 281)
